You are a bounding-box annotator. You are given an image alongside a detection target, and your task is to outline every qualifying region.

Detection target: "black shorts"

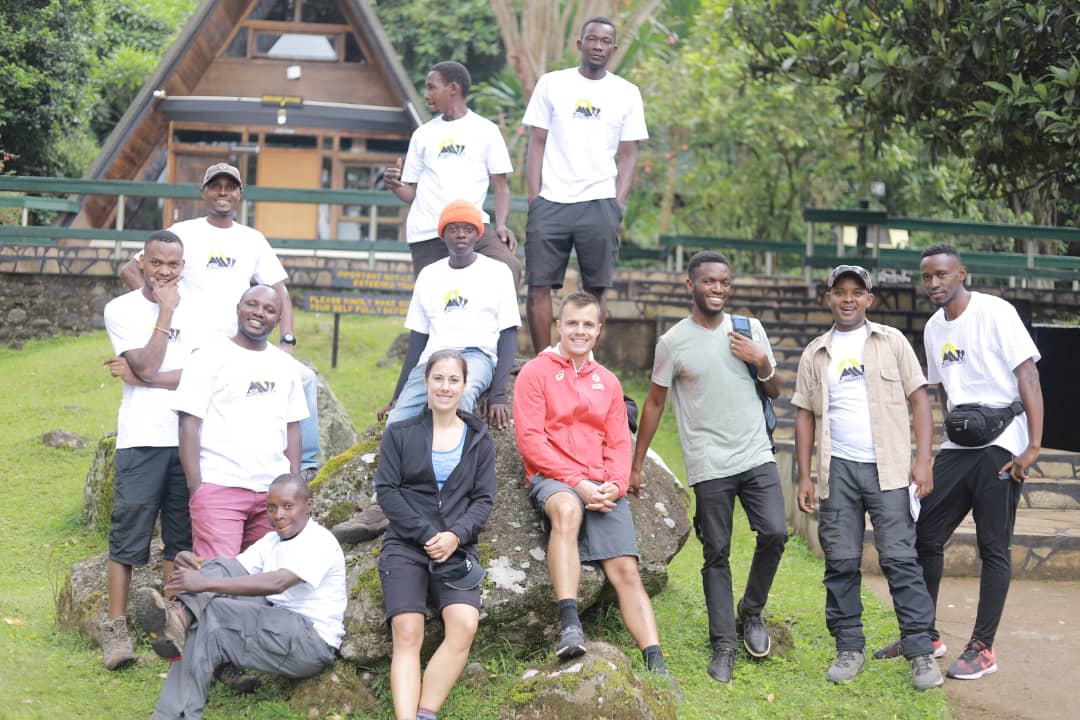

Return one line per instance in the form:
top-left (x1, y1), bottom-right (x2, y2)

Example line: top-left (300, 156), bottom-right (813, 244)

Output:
top-left (109, 446), bottom-right (191, 565)
top-left (524, 197), bottom-right (621, 289)
top-left (378, 542), bottom-right (482, 622)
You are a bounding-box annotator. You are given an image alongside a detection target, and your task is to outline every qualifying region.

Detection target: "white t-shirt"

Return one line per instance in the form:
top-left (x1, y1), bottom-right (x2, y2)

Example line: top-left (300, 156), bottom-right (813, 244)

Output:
top-left (924, 292), bottom-right (1041, 455)
top-left (166, 218), bottom-right (288, 338)
top-left (522, 67), bottom-right (648, 203)
top-left (404, 254), bottom-right (520, 364)
top-left (827, 326), bottom-right (876, 463)
top-left (104, 290), bottom-right (202, 449)
top-left (236, 520), bottom-right (346, 648)
top-left (171, 338), bottom-right (308, 491)
top-left (401, 110), bottom-right (513, 244)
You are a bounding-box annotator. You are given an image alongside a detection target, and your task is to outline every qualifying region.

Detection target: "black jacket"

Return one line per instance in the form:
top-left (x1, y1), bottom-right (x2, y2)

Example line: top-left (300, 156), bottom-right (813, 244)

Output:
top-left (375, 409), bottom-right (496, 557)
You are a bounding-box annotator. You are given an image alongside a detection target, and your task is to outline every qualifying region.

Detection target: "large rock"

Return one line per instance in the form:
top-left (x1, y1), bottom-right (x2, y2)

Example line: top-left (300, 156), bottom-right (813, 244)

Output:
top-left (56, 545), bottom-right (165, 648)
top-left (311, 362), bottom-right (359, 464)
top-left (309, 402), bottom-right (690, 666)
top-left (83, 433), bottom-right (117, 536)
top-left (285, 661), bottom-right (381, 719)
top-left (498, 641), bottom-right (677, 720)
top-left (41, 428), bottom-right (88, 450)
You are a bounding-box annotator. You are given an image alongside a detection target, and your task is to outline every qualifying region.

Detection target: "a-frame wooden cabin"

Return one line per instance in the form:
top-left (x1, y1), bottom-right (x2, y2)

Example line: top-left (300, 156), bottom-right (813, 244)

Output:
top-left (75, 0), bottom-right (427, 243)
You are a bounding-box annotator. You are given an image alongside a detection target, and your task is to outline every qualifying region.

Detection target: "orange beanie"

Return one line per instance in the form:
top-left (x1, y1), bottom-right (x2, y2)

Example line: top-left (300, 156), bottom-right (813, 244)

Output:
top-left (437, 199), bottom-right (484, 237)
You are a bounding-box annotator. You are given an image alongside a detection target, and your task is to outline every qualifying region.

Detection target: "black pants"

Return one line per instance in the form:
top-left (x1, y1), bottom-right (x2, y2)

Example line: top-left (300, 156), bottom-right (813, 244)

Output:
top-left (693, 462), bottom-right (788, 649)
top-left (916, 447), bottom-right (1020, 648)
top-left (818, 458), bottom-right (935, 656)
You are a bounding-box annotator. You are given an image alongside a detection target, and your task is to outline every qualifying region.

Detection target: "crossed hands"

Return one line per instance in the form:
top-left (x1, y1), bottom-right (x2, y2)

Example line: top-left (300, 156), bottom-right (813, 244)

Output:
top-left (574, 480), bottom-right (620, 513)
top-left (424, 531), bottom-right (460, 564)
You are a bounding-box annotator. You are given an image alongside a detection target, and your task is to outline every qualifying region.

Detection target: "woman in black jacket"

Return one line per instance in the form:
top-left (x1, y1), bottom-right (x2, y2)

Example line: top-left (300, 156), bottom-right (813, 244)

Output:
top-left (375, 348), bottom-right (496, 720)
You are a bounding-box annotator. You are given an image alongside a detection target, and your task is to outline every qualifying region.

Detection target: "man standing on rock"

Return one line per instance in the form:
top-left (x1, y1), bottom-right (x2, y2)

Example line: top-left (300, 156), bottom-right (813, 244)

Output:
top-left (513, 291), bottom-right (676, 691)
top-left (521, 16), bottom-right (648, 353)
top-left (172, 284), bottom-right (308, 559)
top-left (100, 230), bottom-right (199, 670)
top-left (793, 265), bottom-right (943, 690)
top-left (630, 251), bottom-right (787, 684)
top-left (135, 473), bottom-right (345, 719)
top-left (875, 245), bottom-right (1043, 681)
top-left (119, 162), bottom-right (321, 475)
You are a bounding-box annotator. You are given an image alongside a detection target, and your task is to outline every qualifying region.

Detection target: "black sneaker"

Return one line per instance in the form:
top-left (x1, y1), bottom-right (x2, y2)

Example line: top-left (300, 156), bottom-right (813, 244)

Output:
top-left (737, 600), bottom-right (771, 658)
top-left (707, 646), bottom-right (736, 683)
top-left (555, 625), bottom-right (586, 660)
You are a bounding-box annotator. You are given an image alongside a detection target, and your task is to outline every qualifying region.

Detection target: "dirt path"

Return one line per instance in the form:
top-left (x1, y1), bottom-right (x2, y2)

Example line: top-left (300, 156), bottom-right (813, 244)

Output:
top-left (865, 576), bottom-right (1080, 720)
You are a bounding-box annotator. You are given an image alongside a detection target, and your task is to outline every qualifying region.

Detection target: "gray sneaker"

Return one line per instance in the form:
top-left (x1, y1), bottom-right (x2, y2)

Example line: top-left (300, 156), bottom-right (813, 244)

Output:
top-left (555, 625), bottom-right (587, 660)
top-left (827, 649), bottom-right (865, 684)
top-left (101, 616), bottom-right (135, 670)
top-left (331, 504), bottom-right (389, 545)
top-left (910, 653), bottom-right (944, 690)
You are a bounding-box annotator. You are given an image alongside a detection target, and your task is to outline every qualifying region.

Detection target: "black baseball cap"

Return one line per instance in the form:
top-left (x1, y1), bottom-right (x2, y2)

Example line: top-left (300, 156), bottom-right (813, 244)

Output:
top-left (429, 552), bottom-right (485, 591)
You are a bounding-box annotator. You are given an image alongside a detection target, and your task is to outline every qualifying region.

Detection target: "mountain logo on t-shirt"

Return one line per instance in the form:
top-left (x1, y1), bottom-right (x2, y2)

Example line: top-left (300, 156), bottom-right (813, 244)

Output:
top-left (437, 138), bottom-right (466, 158)
top-left (572, 99), bottom-right (601, 119)
top-left (442, 290), bottom-right (468, 313)
top-left (245, 378), bottom-right (276, 396)
top-left (167, 327), bottom-right (181, 342)
top-left (837, 358), bottom-right (865, 382)
top-left (940, 342), bottom-right (966, 367)
top-left (205, 250), bottom-right (237, 269)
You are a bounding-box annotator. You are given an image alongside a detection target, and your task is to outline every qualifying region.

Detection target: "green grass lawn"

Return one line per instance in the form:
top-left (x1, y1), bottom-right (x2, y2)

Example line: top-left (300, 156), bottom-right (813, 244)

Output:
top-left (0, 313), bottom-right (951, 719)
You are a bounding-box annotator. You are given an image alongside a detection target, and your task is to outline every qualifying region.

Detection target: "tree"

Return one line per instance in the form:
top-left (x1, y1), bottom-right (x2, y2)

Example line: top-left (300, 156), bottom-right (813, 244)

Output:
top-left (489, 0), bottom-right (666, 101)
top-left (729, 0), bottom-right (1080, 228)
top-left (371, 0), bottom-right (505, 88)
top-left (0, 0), bottom-right (101, 177)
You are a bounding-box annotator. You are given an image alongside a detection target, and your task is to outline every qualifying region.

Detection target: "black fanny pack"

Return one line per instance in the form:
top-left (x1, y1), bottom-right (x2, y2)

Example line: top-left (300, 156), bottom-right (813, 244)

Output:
top-left (944, 401), bottom-right (1024, 447)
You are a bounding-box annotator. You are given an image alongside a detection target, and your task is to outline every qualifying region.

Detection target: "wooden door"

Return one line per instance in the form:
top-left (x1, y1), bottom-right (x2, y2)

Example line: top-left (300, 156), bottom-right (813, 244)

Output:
top-left (255, 148), bottom-right (321, 240)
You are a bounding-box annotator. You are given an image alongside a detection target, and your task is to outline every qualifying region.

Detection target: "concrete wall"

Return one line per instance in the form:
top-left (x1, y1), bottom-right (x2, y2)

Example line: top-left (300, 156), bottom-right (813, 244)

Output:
top-left (0, 273), bottom-right (125, 348)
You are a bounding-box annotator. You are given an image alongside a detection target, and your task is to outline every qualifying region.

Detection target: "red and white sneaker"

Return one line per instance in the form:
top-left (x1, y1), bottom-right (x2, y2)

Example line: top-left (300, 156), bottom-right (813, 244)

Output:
top-left (947, 639), bottom-right (997, 680)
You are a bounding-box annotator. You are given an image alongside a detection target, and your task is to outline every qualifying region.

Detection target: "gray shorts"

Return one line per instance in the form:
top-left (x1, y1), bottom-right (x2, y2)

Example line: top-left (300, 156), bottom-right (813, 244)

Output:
top-left (109, 446), bottom-right (191, 565)
top-left (378, 542), bottom-right (481, 622)
top-left (524, 197), bottom-right (621, 289)
top-left (528, 475), bottom-right (638, 562)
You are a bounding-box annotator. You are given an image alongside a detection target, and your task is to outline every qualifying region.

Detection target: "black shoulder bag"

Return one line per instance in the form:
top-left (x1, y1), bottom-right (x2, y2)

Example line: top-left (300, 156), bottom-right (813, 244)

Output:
top-left (731, 314), bottom-right (777, 453)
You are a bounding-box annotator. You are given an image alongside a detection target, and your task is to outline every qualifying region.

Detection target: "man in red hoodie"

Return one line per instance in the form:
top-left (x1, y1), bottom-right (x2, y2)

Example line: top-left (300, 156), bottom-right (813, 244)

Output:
top-left (513, 291), bottom-right (674, 688)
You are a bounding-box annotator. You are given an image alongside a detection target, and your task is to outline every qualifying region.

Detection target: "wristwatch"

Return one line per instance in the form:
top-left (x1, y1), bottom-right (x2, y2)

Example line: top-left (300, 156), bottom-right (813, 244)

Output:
top-left (280, 333), bottom-right (297, 346)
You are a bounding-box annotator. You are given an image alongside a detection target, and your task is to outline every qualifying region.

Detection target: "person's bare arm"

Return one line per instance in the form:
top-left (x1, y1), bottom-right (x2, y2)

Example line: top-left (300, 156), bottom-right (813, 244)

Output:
top-left (120, 255), bottom-right (144, 290)
top-left (167, 567), bottom-right (302, 597)
top-left (629, 383), bottom-right (668, 496)
top-left (491, 173), bottom-right (517, 252)
top-left (526, 127), bottom-right (548, 203)
top-left (104, 356), bottom-right (182, 390)
top-left (272, 281), bottom-right (295, 354)
top-left (728, 331), bottom-right (781, 398)
top-left (178, 413), bottom-right (203, 495)
top-left (1001, 359), bottom-right (1043, 481)
top-left (285, 420), bottom-right (301, 472)
top-left (908, 386), bottom-right (934, 497)
top-left (383, 158), bottom-right (416, 204)
top-left (795, 408), bottom-right (816, 512)
top-left (614, 140), bottom-right (639, 209)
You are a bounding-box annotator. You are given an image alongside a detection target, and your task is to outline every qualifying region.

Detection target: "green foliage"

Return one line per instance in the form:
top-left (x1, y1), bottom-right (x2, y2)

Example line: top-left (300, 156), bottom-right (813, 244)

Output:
top-left (370, 0), bottom-right (505, 89)
top-left (728, 0), bottom-right (1080, 221)
top-left (0, 0), bottom-right (101, 177)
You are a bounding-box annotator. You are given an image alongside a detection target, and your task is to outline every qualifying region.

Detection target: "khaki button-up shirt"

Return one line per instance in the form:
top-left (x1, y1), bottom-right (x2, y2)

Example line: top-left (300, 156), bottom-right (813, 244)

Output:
top-left (792, 321), bottom-right (927, 499)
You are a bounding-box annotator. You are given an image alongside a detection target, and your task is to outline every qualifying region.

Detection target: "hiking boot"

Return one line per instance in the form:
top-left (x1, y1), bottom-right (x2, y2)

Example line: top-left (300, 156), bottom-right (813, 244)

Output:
top-left (827, 649), bottom-right (865, 684)
top-left (947, 639), bottom-right (997, 680)
top-left (873, 636), bottom-right (947, 660)
top-left (555, 625), bottom-right (586, 660)
top-left (101, 616), bottom-right (136, 670)
top-left (910, 653), bottom-right (944, 690)
top-left (331, 504), bottom-right (388, 545)
top-left (707, 646), bottom-right (736, 684)
top-left (299, 466), bottom-right (320, 483)
top-left (215, 662), bottom-right (260, 695)
top-left (135, 587), bottom-right (190, 660)
top-left (737, 600), bottom-right (771, 658)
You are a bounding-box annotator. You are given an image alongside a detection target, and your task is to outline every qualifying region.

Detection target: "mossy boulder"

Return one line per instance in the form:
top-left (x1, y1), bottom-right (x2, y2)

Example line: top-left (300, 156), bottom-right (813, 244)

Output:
top-left (311, 362), bottom-right (360, 465)
top-left (55, 546), bottom-right (165, 649)
top-left (311, 374), bottom-right (691, 666)
top-left (285, 660), bottom-right (380, 719)
top-left (499, 641), bottom-right (677, 720)
top-left (82, 433), bottom-right (117, 536)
